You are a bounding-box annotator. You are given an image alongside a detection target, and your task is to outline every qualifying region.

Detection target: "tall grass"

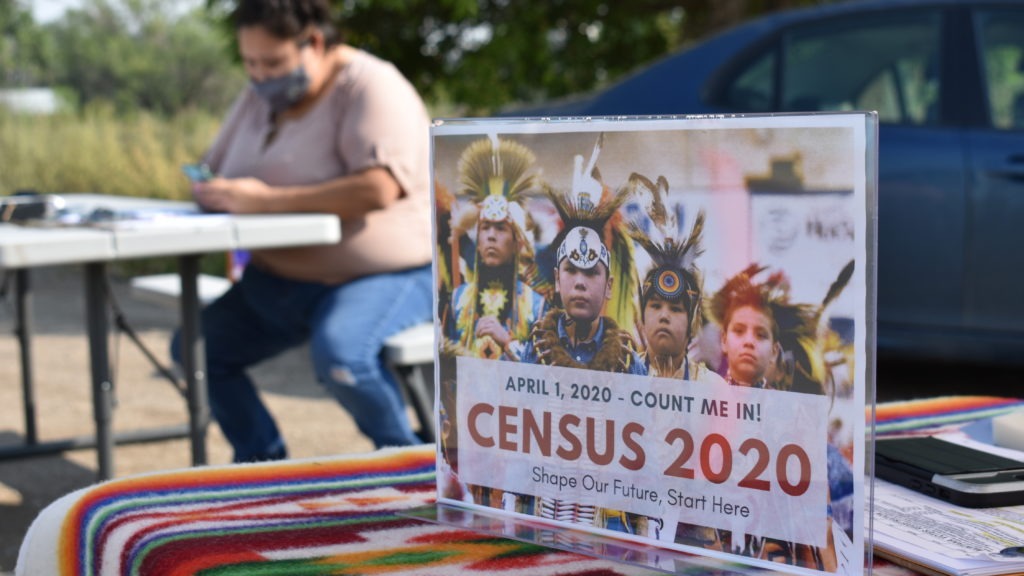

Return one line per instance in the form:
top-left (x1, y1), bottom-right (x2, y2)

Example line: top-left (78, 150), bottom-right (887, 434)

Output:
top-left (0, 99), bottom-right (458, 198)
top-left (0, 104), bottom-right (221, 200)
top-left (0, 105), bottom-right (225, 276)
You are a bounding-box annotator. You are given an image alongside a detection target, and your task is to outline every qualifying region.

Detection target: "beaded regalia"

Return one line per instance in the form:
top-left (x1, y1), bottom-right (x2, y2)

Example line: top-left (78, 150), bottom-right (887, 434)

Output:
top-left (449, 135), bottom-right (545, 360)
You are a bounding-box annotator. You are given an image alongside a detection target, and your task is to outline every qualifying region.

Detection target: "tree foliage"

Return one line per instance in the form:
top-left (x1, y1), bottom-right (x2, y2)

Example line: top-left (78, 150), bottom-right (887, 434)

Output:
top-left (43, 0), bottom-right (245, 114)
top-left (4, 0), bottom-right (826, 116)
top-left (0, 1), bottom-right (58, 86)
top-left (211, 0), bottom-right (821, 114)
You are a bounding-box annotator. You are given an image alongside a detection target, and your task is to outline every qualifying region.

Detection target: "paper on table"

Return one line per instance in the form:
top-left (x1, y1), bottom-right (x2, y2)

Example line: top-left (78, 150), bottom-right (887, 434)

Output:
top-left (95, 211), bottom-right (232, 231)
top-left (871, 434), bottom-right (1024, 576)
top-left (53, 205), bottom-right (230, 230)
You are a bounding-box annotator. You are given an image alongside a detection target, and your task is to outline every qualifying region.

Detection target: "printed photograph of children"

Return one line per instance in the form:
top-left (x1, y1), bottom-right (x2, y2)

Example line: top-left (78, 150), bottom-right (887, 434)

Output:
top-left (432, 118), bottom-right (866, 575)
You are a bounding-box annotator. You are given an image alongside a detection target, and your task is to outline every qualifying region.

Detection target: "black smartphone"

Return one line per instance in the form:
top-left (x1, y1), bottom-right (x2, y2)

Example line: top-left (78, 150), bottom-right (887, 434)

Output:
top-left (875, 436), bottom-right (1024, 508)
top-left (182, 163), bottom-right (214, 183)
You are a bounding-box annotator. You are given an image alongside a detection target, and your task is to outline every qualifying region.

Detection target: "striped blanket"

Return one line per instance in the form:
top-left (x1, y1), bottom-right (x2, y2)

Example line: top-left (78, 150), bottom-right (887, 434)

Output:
top-left (874, 395), bottom-right (1024, 435)
top-left (16, 396), bottom-right (1022, 576)
top-left (17, 446), bottom-right (670, 576)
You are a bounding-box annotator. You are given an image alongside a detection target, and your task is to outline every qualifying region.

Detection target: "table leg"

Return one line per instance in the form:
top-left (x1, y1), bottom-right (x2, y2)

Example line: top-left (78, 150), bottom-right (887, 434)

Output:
top-left (0, 264), bottom-right (191, 463)
top-left (178, 255), bottom-right (209, 465)
top-left (14, 269), bottom-right (38, 445)
top-left (400, 364), bottom-right (435, 443)
top-left (84, 262), bottom-right (114, 481)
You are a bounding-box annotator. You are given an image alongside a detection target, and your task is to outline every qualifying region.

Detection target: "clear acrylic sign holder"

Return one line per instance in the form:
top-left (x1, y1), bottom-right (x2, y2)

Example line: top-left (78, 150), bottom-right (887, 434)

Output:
top-left (422, 113), bottom-right (878, 575)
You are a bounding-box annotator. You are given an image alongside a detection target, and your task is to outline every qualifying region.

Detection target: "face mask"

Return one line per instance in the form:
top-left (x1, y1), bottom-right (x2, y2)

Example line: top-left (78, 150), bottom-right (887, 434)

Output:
top-left (251, 65), bottom-right (310, 114)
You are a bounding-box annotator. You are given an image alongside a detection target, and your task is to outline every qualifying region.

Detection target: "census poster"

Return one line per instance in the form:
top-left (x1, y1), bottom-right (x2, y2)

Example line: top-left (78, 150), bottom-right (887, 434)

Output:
top-left (431, 114), bottom-right (875, 575)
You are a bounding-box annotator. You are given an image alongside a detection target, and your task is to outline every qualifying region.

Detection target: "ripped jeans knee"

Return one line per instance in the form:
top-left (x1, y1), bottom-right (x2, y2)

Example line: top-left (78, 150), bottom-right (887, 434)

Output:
top-left (327, 364), bottom-right (358, 387)
top-left (312, 349), bottom-right (419, 448)
top-left (306, 264), bottom-right (431, 448)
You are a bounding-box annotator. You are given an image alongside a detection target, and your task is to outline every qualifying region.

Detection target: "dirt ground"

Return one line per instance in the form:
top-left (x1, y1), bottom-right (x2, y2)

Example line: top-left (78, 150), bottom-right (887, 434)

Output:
top-left (0, 266), bottom-right (375, 573)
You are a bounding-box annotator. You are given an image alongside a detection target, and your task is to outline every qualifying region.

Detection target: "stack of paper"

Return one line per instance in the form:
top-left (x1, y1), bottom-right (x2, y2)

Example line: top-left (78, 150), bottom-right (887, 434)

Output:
top-left (872, 435), bottom-right (1024, 576)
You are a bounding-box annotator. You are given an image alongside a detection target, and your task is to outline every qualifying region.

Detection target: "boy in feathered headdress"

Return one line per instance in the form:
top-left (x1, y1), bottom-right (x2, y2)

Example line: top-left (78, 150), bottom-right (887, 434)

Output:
top-left (701, 261), bottom-right (855, 571)
top-left (445, 135), bottom-right (548, 361)
top-left (627, 174), bottom-right (725, 383)
top-left (520, 135), bottom-right (646, 375)
top-left (709, 261), bottom-right (853, 394)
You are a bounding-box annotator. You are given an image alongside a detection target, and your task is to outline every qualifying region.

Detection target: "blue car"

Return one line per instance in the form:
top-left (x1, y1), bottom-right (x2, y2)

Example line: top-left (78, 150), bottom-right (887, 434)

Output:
top-left (511, 0), bottom-right (1024, 364)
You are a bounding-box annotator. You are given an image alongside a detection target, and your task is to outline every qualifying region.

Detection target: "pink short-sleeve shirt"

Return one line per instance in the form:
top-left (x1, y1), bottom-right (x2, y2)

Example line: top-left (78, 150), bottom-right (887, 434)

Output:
top-left (204, 49), bottom-right (431, 284)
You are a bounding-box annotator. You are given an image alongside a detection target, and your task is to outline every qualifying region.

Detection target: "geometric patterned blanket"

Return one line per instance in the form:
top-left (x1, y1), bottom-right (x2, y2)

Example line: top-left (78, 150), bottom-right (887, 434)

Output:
top-left (17, 446), bottom-right (662, 576)
top-left (17, 396), bottom-right (1022, 576)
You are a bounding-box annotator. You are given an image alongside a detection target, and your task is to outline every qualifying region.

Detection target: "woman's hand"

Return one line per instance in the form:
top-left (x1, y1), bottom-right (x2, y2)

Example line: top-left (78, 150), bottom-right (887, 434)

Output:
top-left (193, 177), bottom-right (274, 214)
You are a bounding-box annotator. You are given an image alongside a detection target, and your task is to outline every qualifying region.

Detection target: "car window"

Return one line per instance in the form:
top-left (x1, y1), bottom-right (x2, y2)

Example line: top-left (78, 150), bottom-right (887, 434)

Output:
top-left (721, 50), bottom-right (775, 112)
top-left (782, 12), bottom-right (941, 124)
top-left (716, 10), bottom-right (942, 125)
top-left (973, 9), bottom-right (1024, 130)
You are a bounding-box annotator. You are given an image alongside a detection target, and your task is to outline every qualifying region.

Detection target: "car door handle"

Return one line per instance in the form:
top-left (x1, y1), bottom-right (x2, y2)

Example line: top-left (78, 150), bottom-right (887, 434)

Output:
top-left (1008, 154), bottom-right (1024, 164)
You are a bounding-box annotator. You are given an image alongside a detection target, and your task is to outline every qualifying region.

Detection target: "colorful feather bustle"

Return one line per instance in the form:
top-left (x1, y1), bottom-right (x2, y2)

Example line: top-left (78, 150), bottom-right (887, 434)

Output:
top-left (458, 136), bottom-right (537, 205)
top-left (606, 200), bottom-right (639, 342)
top-left (435, 181), bottom-right (455, 296)
top-left (518, 253), bottom-right (556, 302)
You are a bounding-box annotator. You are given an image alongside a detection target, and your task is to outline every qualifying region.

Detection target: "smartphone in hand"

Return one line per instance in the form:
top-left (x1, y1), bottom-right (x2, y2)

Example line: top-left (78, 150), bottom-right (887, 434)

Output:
top-left (182, 163), bottom-right (214, 183)
top-left (875, 436), bottom-right (1024, 508)
top-left (182, 163), bottom-right (224, 213)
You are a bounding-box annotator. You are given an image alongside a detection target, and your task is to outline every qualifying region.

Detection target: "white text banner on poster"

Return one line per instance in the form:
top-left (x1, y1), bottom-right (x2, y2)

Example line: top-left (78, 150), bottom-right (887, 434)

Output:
top-left (456, 356), bottom-right (829, 547)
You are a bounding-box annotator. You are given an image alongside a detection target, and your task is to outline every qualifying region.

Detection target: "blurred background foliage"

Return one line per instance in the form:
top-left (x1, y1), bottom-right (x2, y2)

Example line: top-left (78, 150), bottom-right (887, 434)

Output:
top-left (0, 0), bottom-right (822, 275)
top-left (1, 106), bottom-right (220, 199)
top-left (1, 0), bottom-right (823, 199)
top-left (331, 0), bottom-right (817, 115)
top-left (0, 0), bottom-right (241, 204)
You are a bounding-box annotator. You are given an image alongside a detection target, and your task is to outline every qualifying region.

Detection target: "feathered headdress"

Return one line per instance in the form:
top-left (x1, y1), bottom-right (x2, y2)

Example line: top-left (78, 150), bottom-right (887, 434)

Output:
top-left (543, 134), bottom-right (637, 329)
top-left (709, 261), bottom-right (855, 394)
top-left (457, 134), bottom-right (537, 237)
top-left (548, 135), bottom-right (620, 269)
top-left (626, 173), bottom-right (706, 342)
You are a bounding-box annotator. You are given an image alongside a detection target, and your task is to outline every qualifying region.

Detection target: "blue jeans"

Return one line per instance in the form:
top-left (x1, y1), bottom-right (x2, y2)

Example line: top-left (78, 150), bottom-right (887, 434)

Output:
top-left (171, 263), bottom-right (432, 462)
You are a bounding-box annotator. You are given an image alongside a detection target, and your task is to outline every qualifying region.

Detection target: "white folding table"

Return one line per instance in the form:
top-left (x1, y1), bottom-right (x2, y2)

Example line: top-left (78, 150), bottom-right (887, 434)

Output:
top-left (0, 194), bottom-right (340, 480)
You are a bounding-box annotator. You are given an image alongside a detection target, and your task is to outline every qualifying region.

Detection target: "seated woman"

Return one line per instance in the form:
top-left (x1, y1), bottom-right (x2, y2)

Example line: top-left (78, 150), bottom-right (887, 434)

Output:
top-left (172, 0), bottom-right (432, 461)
